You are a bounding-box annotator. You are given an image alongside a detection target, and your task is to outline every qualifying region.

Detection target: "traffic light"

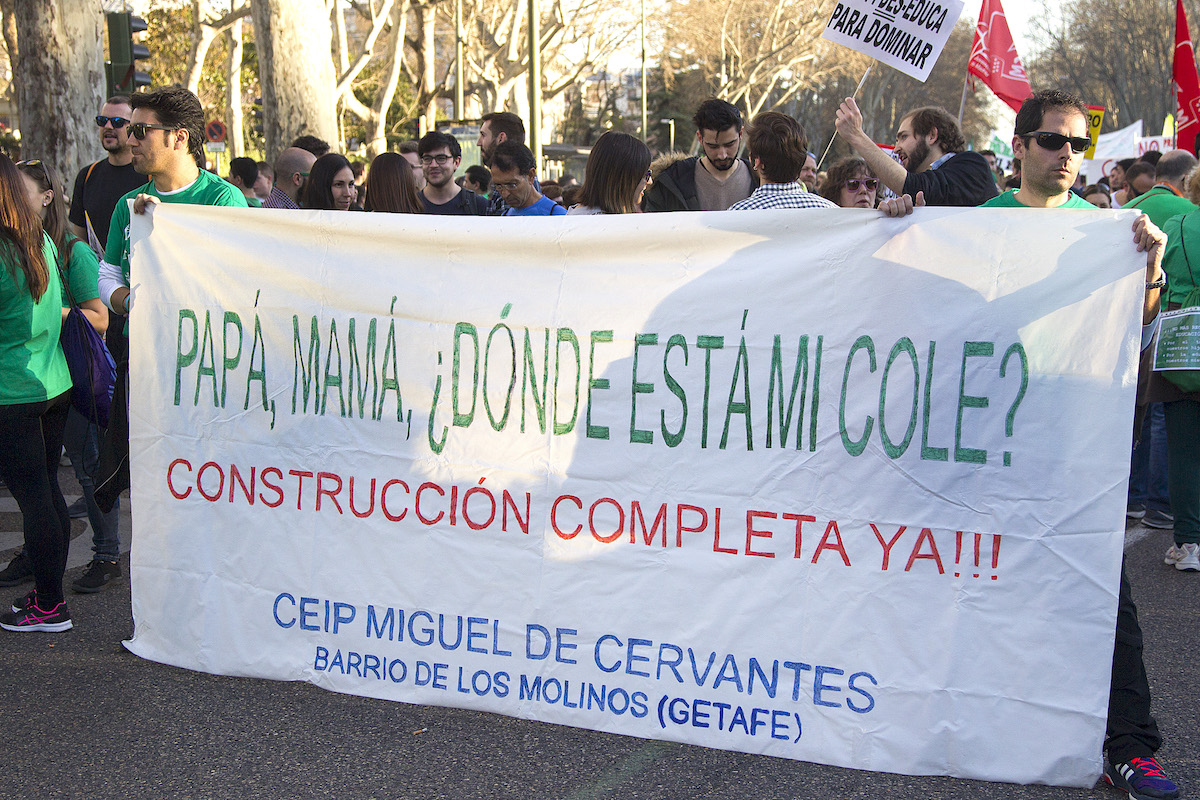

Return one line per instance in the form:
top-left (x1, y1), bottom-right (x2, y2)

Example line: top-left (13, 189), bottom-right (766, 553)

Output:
top-left (105, 12), bottom-right (150, 96)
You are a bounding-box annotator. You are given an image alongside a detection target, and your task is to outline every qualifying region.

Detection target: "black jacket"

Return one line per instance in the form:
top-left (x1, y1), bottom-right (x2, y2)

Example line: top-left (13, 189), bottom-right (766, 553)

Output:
top-left (644, 156), bottom-right (758, 212)
top-left (901, 151), bottom-right (999, 207)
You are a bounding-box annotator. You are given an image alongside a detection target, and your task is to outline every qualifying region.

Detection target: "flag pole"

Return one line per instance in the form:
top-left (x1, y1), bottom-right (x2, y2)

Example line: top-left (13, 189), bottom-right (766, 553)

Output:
top-left (818, 64), bottom-right (873, 169)
top-left (957, 73), bottom-right (970, 124)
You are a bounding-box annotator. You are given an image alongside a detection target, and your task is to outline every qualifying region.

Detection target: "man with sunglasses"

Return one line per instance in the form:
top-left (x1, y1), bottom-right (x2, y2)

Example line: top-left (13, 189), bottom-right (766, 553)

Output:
top-left (835, 99), bottom-right (997, 207)
top-left (981, 90), bottom-right (1180, 800)
top-left (93, 87), bottom-right (247, 512)
top-left (417, 131), bottom-right (489, 215)
top-left (69, 97), bottom-right (148, 254)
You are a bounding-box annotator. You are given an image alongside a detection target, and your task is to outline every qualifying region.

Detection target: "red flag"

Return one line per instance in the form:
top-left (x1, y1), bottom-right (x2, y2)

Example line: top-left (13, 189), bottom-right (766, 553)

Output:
top-left (1174, 0), bottom-right (1200, 153)
top-left (968, 0), bottom-right (1033, 114)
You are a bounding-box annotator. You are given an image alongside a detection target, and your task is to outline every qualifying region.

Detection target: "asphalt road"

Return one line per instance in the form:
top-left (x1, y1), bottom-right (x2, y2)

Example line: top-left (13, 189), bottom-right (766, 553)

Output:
top-left (0, 466), bottom-right (1196, 800)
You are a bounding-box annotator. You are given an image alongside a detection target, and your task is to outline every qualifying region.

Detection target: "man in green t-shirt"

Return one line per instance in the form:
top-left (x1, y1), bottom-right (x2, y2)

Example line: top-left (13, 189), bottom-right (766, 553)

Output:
top-left (884, 90), bottom-right (1179, 800)
top-left (94, 86), bottom-right (246, 511)
top-left (993, 91), bottom-right (1178, 800)
top-left (98, 86), bottom-right (247, 318)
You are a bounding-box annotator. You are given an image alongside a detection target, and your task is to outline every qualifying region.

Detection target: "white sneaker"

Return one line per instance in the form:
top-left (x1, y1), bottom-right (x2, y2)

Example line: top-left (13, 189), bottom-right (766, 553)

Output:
top-left (1164, 542), bottom-right (1200, 571)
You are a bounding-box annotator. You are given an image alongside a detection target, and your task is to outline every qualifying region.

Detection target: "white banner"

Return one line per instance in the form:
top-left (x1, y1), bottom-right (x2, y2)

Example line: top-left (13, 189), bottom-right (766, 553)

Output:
top-left (125, 205), bottom-right (1146, 787)
top-left (822, 0), bottom-right (964, 81)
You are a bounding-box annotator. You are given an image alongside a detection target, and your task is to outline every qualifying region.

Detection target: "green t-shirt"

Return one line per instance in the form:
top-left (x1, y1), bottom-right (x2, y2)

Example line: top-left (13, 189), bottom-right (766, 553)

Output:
top-left (104, 169), bottom-right (248, 286)
top-left (0, 236), bottom-right (72, 405)
top-left (1121, 185), bottom-right (1197, 229)
top-left (60, 239), bottom-right (100, 308)
top-left (982, 189), bottom-right (1096, 209)
top-left (104, 169), bottom-right (247, 333)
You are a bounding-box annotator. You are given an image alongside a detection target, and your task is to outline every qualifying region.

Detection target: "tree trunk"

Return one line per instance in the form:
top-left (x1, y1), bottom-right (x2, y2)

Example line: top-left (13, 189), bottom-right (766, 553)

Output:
top-left (226, 18), bottom-right (244, 158)
top-left (250, 0), bottom-right (337, 161)
top-left (185, 0), bottom-right (219, 94)
top-left (14, 0), bottom-right (104, 182)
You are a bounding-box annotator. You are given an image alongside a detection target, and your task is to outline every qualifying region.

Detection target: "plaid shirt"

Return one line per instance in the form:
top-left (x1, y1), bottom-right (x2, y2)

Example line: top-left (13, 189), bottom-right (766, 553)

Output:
top-left (262, 185), bottom-right (300, 210)
top-left (727, 181), bottom-right (836, 211)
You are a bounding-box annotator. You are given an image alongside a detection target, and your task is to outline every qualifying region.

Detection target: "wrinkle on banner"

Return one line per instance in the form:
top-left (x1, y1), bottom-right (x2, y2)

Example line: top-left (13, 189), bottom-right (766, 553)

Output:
top-left (124, 205), bottom-right (1144, 787)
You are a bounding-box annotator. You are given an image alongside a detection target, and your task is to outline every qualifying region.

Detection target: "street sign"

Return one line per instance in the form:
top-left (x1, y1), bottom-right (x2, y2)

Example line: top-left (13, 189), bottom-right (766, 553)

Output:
top-left (206, 120), bottom-right (227, 143)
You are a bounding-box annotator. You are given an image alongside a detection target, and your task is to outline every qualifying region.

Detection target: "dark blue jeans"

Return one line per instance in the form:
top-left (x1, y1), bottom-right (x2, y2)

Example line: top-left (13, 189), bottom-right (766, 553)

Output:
top-left (63, 406), bottom-right (120, 560)
top-left (0, 393), bottom-right (71, 606)
top-left (1128, 403), bottom-right (1169, 513)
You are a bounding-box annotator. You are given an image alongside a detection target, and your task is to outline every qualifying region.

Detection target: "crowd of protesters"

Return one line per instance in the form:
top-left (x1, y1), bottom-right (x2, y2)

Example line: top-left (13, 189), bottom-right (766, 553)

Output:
top-left (0, 83), bottom-right (1192, 800)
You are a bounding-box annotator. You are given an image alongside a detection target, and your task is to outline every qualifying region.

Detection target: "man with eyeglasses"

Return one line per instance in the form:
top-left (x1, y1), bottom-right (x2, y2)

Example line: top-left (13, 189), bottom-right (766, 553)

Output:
top-left (489, 141), bottom-right (566, 217)
top-left (263, 147), bottom-right (317, 210)
top-left (728, 112), bottom-right (835, 211)
top-left (835, 99), bottom-right (998, 207)
top-left (417, 131), bottom-right (489, 215)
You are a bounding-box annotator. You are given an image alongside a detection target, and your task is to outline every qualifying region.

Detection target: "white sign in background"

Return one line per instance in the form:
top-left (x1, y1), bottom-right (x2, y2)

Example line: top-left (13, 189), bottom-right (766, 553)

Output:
top-left (822, 0), bottom-right (965, 81)
top-left (125, 206), bottom-right (1145, 787)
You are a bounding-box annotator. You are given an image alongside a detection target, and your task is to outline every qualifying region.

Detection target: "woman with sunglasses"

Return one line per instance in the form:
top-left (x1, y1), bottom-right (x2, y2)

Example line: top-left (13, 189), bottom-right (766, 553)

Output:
top-left (0, 154), bottom-right (74, 632)
top-left (14, 159), bottom-right (122, 594)
top-left (303, 153), bottom-right (356, 211)
top-left (819, 157), bottom-right (879, 209)
top-left (568, 131), bottom-right (652, 215)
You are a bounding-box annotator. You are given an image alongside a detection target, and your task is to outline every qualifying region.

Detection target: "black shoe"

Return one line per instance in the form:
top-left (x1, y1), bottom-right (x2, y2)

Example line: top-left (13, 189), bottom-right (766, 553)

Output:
top-left (71, 560), bottom-right (121, 594)
top-left (1143, 509), bottom-right (1175, 530)
top-left (0, 552), bottom-right (33, 587)
top-left (66, 497), bottom-right (88, 519)
top-left (11, 589), bottom-right (35, 614)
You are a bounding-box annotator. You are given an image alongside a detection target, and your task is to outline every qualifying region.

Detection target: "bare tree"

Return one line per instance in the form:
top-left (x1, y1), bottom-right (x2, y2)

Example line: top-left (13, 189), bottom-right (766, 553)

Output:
top-left (1027, 0), bottom-right (1194, 132)
top-left (225, 17), bottom-right (245, 158)
top-left (661, 0), bottom-right (844, 121)
top-left (460, 0), bottom-right (637, 120)
top-left (250, 0), bottom-right (338, 160)
top-left (183, 1), bottom-right (251, 95)
top-left (13, 0), bottom-right (104, 181)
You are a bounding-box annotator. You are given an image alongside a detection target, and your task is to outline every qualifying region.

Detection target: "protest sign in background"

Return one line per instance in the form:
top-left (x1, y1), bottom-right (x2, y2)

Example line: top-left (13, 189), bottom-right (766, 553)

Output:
top-left (125, 205), bottom-right (1145, 788)
top-left (823, 0), bottom-right (964, 81)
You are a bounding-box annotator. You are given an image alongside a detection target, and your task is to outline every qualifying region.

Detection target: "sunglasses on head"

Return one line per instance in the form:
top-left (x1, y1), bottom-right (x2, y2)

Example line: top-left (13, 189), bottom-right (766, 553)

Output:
top-left (127, 122), bottom-right (176, 140)
top-left (96, 115), bottom-right (130, 129)
top-left (16, 159), bottom-right (43, 168)
top-left (1026, 131), bottom-right (1091, 154)
top-left (846, 178), bottom-right (878, 191)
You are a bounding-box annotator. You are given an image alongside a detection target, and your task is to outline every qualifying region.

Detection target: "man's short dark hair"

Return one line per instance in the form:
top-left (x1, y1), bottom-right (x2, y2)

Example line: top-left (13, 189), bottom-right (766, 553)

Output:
top-left (1125, 161), bottom-right (1157, 185)
top-left (1117, 157), bottom-right (1138, 171)
top-left (481, 112), bottom-right (525, 144)
top-left (1013, 90), bottom-right (1090, 137)
top-left (1157, 150), bottom-right (1198, 184)
top-left (1137, 150), bottom-right (1162, 166)
top-left (904, 106), bottom-right (966, 153)
top-left (490, 141), bottom-right (536, 174)
top-left (130, 86), bottom-right (205, 163)
top-left (979, 149), bottom-right (996, 158)
top-left (292, 135), bottom-right (331, 157)
top-left (398, 140), bottom-right (420, 155)
top-left (745, 111), bottom-right (808, 184)
top-left (105, 95), bottom-right (131, 107)
top-left (692, 99), bottom-right (743, 135)
top-left (465, 164), bottom-right (491, 191)
top-left (229, 156), bottom-right (258, 187)
top-left (419, 131), bottom-right (462, 159)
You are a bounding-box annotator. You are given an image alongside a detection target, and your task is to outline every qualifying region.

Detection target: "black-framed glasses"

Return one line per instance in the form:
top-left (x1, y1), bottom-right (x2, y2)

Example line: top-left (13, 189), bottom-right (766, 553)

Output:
top-left (846, 178), bottom-right (879, 191)
top-left (1025, 131), bottom-right (1092, 154)
top-left (96, 115), bottom-right (130, 129)
top-left (128, 122), bottom-right (175, 140)
top-left (419, 154), bottom-right (454, 165)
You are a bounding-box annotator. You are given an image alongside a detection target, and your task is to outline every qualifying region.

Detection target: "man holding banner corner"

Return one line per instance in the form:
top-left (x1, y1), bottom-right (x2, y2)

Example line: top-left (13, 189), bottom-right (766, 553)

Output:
top-left (989, 89), bottom-right (1177, 800)
top-left (883, 87), bottom-right (1176, 800)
